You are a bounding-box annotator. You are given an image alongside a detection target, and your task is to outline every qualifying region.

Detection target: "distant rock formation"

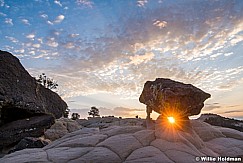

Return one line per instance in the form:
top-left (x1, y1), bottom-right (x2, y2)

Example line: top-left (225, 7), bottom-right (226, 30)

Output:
top-left (139, 78), bottom-right (211, 119)
top-left (198, 113), bottom-right (243, 132)
top-left (0, 50), bottom-right (67, 147)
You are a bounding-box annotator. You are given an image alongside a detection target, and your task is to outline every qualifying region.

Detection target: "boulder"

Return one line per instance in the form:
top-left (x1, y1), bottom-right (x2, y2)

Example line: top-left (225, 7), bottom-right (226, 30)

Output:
top-left (0, 50), bottom-right (67, 147)
top-left (9, 137), bottom-right (50, 153)
top-left (44, 118), bottom-right (81, 141)
top-left (139, 78), bottom-right (210, 119)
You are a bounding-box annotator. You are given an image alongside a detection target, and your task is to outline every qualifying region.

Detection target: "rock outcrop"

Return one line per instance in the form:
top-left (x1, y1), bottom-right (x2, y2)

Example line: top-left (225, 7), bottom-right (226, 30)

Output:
top-left (0, 114), bottom-right (54, 147)
top-left (1, 117), bottom-right (243, 163)
top-left (139, 78), bottom-right (211, 119)
top-left (44, 118), bottom-right (82, 141)
top-left (9, 137), bottom-right (50, 153)
top-left (198, 113), bottom-right (243, 132)
top-left (0, 50), bottom-right (67, 147)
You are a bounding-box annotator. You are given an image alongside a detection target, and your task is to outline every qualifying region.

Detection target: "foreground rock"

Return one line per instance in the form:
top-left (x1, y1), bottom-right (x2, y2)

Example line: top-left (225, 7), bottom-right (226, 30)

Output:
top-left (10, 137), bottom-right (50, 153)
top-left (0, 50), bottom-right (67, 147)
top-left (0, 114), bottom-right (54, 147)
top-left (139, 78), bottom-right (211, 119)
top-left (1, 117), bottom-right (243, 163)
top-left (44, 118), bottom-right (82, 141)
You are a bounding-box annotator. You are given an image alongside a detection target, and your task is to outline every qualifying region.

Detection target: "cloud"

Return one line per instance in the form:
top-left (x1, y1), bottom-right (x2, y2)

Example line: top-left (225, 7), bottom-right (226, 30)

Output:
top-left (137, 0), bottom-right (148, 7)
top-left (54, 0), bottom-right (62, 7)
top-left (46, 15), bottom-right (65, 25)
top-left (224, 52), bottom-right (233, 57)
top-left (46, 37), bottom-right (59, 47)
top-left (153, 20), bottom-right (167, 29)
top-left (32, 44), bottom-right (41, 48)
top-left (76, 0), bottom-right (93, 8)
top-left (224, 110), bottom-right (243, 114)
top-left (128, 52), bottom-right (154, 65)
top-left (69, 33), bottom-right (80, 38)
top-left (40, 14), bottom-right (48, 19)
top-left (21, 19), bottom-right (30, 25)
top-left (54, 15), bottom-right (65, 24)
top-left (22, 0), bottom-right (243, 101)
top-left (0, 0), bottom-right (4, 7)
top-left (0, 12), bottom-right (6, 16)
top-left (26, 34), bottom-right (35, 39)
top-left (203, 103), bottom-right (221, 111)
top-left (4, 18), bottom-right (13, 25)
top-left (5, 36), bottom-right (18, 43)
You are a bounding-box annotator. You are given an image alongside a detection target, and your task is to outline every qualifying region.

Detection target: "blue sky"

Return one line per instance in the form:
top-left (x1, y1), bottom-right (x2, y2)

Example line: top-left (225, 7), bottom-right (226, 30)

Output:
top-left (1, 0), bottom-right (243, 119)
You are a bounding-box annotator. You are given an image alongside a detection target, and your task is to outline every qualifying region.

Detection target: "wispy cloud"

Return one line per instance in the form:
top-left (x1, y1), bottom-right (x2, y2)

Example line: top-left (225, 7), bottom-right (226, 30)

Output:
top-left (0, 0), bottom-right (5, 7)
top-left (76, 0), bottom-right (93, 8)
top-left (40, 14), bottom-right (48, 19)
top-left (5, 36), bottom-right (18, 43)
top-left (26, 34), bottom-right (35, 39)
top-left (137, 0), bottom-right (148, 7)
top-left (46, 37), bottom-right (59, 47)
top-left (6, 0), bottom-right (242, 103)
top-left (21, 19), bottom-right (30, 25)
top-left (54, 14), bottom-right (65, 24)
top-left (4, 18), bottom-right (13, 25)
top-left (54, 0), bottom-right (62, 7)
top-left (224, 110), bottom-right (243, 114)
top-left (153, 20), bottom-right (167, 29)
top-left (0, 12), bottom-right (6, 16)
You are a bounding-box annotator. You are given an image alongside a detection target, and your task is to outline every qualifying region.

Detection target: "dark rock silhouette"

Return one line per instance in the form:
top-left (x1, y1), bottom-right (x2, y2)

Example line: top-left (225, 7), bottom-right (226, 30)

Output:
top-left (198, 113), bottom-right (243, 132)
top-left (9, 136), bottom-right (50, 153)
top-left (0, 114), bottom-right (54, 147)
top-left (0, 50), bottom-right (67, 147)
top-left (139, 78), bottom-right (211, 119)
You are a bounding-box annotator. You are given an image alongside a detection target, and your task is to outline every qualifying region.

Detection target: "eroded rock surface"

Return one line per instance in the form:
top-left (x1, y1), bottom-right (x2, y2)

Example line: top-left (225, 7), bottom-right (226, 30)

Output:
top-left (44, 118), bottom-right (82, 141)
top-left (1, 117), bottom-right (243, 163)
top-left (139, 78), bottom-right (211, 118)
top-left (0, 50), bottom-right (67, 147)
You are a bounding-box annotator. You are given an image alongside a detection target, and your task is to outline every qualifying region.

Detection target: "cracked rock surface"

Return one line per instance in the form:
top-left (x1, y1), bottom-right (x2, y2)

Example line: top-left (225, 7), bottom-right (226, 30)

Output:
top-left (1, 118), bottom-right (243, 163)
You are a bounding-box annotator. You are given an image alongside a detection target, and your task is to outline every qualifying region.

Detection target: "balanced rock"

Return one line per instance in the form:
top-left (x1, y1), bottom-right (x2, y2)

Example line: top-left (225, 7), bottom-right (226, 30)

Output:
top-left (139, 78), bottom-right (211, 118)
top-left (0, 50), bottom-right (67, 147)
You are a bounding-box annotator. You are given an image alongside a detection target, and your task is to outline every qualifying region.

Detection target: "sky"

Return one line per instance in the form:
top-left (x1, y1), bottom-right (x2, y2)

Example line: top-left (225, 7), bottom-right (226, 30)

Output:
top-left (0, 0), bottom-right (243, 119)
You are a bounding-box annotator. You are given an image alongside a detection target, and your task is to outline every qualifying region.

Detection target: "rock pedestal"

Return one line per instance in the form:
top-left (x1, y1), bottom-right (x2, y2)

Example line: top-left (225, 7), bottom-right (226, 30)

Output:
top-left (139, 78), bottom-right (211, 119)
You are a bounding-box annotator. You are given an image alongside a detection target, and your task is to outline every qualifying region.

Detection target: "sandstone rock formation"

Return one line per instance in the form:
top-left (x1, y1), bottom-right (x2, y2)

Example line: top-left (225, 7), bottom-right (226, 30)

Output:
top-left (44, 118), bottom-right (82, 141)
top-left (0, 50), bottom-right (67, 147)
top-left (139, 78), bottom-right (211, 119)
top-left (1, 117), bottom-right (243, 163)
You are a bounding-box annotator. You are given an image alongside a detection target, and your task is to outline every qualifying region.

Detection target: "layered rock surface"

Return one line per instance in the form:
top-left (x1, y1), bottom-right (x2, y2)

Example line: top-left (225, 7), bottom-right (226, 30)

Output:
top-left (139, 78), bottom-right (211, 118)
top-left (1, 117), bottom-right (243, 163)
top-left (0, 50), bottom-right (67, 146)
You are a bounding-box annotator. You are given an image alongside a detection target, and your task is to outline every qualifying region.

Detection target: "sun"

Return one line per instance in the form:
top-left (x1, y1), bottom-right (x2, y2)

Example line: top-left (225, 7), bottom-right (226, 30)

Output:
top-left (167, 116), bottom-right (175, 124)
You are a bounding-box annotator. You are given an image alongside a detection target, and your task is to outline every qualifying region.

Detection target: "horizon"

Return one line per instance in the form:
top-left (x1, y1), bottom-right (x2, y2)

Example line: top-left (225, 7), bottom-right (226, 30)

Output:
top-left (0, 0), bottom-right (243, 120)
